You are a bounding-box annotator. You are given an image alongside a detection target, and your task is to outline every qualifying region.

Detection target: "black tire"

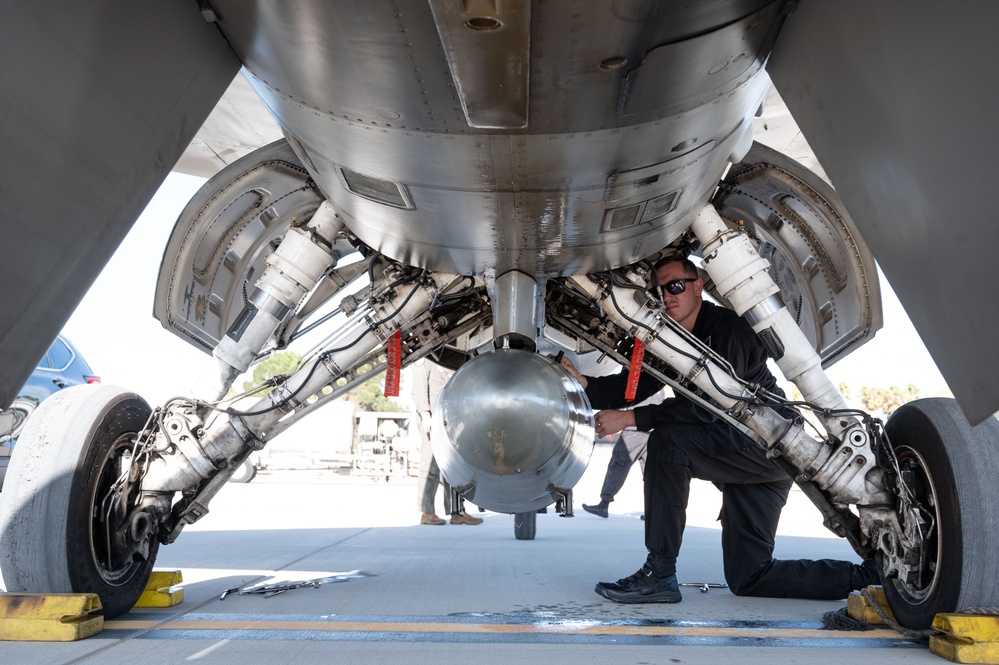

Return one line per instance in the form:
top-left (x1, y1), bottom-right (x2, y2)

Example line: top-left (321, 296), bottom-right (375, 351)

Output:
top-left (0, 385), bottom-right (158, 619)
top-left (514, 511), bottom-right (536, 540)
top-left (230, 458), bottom-right (257, 483)
top-left (880, 398), bottom-right (999, 629)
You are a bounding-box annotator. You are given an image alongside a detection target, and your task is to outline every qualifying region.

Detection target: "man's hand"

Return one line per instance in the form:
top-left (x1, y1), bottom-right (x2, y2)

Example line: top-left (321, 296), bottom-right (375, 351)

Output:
top-left (552, 354), bottom-right (588, 389)
top-left (594, 409), bottom-right (635, 438)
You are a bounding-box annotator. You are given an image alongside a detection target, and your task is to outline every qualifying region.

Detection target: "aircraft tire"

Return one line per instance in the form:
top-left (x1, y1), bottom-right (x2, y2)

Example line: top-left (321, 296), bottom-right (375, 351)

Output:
top-left (0, 385), bottom-right (158, 619)
top-left (880, 397), bottom-right (999, 629)
top-left (514, 511), bottom-right (536, 540)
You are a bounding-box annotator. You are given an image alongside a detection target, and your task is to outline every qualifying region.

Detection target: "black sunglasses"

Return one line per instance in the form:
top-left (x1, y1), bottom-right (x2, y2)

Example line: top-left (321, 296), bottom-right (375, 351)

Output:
top-left (661, 278), bottom-right (698, 296)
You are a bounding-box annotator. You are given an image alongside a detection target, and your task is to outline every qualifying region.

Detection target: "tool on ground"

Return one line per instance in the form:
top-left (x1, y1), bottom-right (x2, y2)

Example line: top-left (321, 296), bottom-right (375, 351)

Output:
top-left (680, 582), bottom-right (728, 593)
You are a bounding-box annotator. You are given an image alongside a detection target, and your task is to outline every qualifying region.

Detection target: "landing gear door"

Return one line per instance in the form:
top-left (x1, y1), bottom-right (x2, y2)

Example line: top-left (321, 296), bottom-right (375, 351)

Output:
top-left (712, 141), bottom-right (882, 366)
top-left (153, 139), bottom-right (327, 353)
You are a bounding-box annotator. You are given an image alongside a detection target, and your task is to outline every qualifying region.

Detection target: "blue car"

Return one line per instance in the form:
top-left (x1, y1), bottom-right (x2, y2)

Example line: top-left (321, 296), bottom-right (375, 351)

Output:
top-left (0, 335), bottom-right (99, 488)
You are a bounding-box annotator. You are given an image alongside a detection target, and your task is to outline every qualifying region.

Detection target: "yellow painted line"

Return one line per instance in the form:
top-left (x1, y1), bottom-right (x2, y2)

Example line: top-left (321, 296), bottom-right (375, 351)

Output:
top-left (110, 618), bottom-right (901, 640)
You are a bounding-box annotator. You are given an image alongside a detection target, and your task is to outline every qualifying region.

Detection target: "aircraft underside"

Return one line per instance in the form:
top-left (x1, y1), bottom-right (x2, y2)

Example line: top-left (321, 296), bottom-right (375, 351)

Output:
top-left (1, 0), bottom-right (998, 634)
top-left (3, 144), bottom-right (997, 627)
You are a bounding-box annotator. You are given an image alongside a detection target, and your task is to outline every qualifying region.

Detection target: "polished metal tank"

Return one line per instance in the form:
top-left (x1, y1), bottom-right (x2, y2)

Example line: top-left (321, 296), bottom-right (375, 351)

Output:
top-left (431, 349), bottom-right (595, 513)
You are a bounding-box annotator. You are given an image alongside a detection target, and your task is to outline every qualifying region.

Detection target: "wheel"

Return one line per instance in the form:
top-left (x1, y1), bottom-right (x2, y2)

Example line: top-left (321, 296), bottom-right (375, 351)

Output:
top-left (229, 457), bottom-right (257, 483)
top-left (0, 385), bottom-right (158, 619)
top-left (514, 511), bottom-right (536, 540)
top-left (879, 398), bottom-right (999, 629)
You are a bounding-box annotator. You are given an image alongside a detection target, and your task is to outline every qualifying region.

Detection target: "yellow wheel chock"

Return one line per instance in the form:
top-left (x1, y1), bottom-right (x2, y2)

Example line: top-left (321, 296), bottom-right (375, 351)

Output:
top-left (0, 593), bottom-right (103, 641)
top-left (847, 585), bottom-right (896, 625)
top-left (134, 569), bottom-right (184, 608)
top-left (930, 614), bottom-right (999, 664)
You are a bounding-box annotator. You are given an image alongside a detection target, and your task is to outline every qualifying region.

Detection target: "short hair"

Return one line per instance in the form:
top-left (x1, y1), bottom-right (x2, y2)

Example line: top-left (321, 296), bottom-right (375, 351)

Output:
top-left (653, 254), bottom-right (698, 279)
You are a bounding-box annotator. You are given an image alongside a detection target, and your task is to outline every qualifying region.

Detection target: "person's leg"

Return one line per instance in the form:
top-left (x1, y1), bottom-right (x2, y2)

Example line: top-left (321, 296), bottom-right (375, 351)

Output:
top-left (719, 478), bottom-right (868, 599)
top-left (441, 468), bottom-right (452, 516)
top-left (642, 436), bottom-right (690, 570)
top-left (584, 435), bottom-right (631, 517)
top-left (595, 422), bottom-right (789, 603)
top-left (635, 434), bottom-right (648, 519)
top-left (594, 427), bottom-right (691, 603)
top-left (417, 435), bottom-right (435, 513)
top-left (599, 435), bottom-right (634, 502)
top-left (417, 432), bottom-right (445, 524)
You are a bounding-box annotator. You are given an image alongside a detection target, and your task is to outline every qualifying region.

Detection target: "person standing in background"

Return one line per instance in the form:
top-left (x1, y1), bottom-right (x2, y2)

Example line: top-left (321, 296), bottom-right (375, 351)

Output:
top-left (582, 388), bottom-right (665, 518)
top-left (582, 430), bottom-right (650, 519)
top-left (412, 358), bottom-right (483, 526)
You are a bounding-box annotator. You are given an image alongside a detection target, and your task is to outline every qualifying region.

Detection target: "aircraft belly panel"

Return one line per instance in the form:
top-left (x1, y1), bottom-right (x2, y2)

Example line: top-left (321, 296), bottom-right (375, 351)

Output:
top-left (312, 132), bottom-right (744, 277)
top-left (244, 76), bottom-right (770, 276)
top-left (212, 1), bottom-right (783, 134)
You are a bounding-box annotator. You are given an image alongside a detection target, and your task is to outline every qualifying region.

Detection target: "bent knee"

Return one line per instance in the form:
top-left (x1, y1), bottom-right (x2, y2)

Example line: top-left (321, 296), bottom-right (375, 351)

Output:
top-left (724, 565), bottom-right (784, 598)
top-left (726, 574), bottom-right (760, 597)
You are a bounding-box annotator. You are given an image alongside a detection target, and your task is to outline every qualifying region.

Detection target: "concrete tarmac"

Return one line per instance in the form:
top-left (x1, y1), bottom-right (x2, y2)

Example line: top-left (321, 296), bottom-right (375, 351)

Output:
top-left (0, 443), bottom-right (942, 664)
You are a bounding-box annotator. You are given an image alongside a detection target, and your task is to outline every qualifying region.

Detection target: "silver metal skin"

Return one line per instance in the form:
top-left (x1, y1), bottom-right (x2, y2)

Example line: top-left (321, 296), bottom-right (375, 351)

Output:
top-left (210, 1), bottom-right (778, 280)
top-left (432, 349), bottom-right (594, 514)
top-left (132, 3), bottom-right (892, 554)
top-left (7, 3), bottom-right (999, 426)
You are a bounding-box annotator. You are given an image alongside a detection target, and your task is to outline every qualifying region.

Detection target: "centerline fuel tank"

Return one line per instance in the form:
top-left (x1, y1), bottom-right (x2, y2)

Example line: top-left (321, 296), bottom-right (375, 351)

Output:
top-left (431, 349), bottom-right (595, 514)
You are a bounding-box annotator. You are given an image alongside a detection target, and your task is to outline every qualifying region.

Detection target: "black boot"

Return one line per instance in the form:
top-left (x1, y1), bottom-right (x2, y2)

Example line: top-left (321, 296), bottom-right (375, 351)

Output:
top-left (582, 500), bottom-right (609, 518)
top-left (594, 563), bottom-right (682, 604)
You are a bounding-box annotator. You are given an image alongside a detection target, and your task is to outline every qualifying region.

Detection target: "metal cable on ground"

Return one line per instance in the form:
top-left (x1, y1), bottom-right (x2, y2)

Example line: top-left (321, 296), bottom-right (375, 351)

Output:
top-left (820, 592), bottom-right (999, 639)
top-left (858, 588), bottom-right (936, 639)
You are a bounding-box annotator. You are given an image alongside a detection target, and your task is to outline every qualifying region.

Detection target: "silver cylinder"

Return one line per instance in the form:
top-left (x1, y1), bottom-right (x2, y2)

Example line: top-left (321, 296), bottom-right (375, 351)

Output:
top-left (432, 349), bottom-right (595, 513)
top-left (492, 270), bottom-right (538, 350)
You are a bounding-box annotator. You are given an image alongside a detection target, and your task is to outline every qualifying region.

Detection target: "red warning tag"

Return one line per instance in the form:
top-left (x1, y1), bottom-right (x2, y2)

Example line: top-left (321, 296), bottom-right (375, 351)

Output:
top-left (625, 337), bottom-right (645, 402)
top-left (384, 330), bottom-right (401, 397)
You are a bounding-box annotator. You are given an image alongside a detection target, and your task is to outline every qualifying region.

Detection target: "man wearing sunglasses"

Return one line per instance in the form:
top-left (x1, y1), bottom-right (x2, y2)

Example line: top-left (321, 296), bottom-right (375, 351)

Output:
top-left (559, 255), bottom-right (877, 604)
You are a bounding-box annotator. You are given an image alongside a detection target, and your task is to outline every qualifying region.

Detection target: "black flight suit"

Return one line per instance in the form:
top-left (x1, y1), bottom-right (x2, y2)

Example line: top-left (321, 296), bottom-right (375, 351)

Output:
top-left (584, 301), bottom-right (863, 599)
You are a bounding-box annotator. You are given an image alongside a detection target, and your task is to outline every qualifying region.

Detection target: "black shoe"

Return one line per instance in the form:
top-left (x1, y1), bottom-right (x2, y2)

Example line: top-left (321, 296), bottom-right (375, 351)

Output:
top-left (850, 559), bottom-right (881, 590)
top-left (594, 565), bottom-right (682, 604)
top-left (582, 502), bottom-right (608, 518)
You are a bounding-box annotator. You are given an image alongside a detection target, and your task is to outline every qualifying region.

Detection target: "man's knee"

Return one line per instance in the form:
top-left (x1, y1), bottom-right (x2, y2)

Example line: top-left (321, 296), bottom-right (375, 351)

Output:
top-left (724, 561), bottom-right (781, 598)
top-left (726, 574), bottom-right (762, 597)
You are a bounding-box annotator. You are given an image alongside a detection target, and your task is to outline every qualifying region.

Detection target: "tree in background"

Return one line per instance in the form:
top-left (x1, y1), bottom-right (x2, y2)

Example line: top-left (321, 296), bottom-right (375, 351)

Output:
top-left (242, 350), bottom-right (302, 397)
top-left (240, 352), bottom-right (402, 411)
top-left (788, 382), bottom-right (919, 420)
top-left (857, 384), bottom-right (920, 419)
top-left (343, 375), bottom-right (402, 412)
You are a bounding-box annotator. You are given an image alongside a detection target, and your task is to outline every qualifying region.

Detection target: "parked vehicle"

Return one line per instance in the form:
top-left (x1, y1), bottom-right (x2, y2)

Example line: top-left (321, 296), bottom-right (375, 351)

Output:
top-left (0, 335), bottom-right (99, 488)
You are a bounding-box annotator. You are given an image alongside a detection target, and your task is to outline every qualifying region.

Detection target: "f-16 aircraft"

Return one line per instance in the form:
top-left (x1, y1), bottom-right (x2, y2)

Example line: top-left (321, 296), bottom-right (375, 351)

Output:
top-left (2, 1), bottom-right (998, 630)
